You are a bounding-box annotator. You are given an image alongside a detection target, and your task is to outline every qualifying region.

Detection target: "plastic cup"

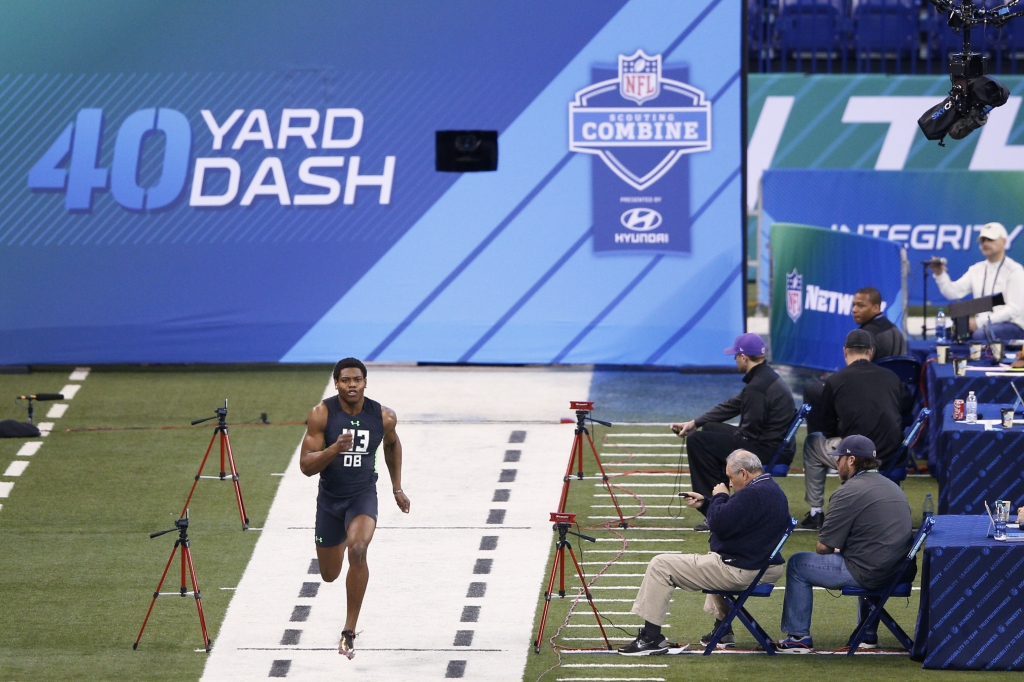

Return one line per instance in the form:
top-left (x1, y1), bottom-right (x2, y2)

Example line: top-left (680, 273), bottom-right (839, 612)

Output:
top-left (991, 341), bottom-right (1005, 362)
top-left (970, 343), bottom-right (983, 361)
top-left (1002, 407), bottom-right (1014, 429)
top-left (937, 345), bottom-right (949, 364)
top-left (954, 357), bottom-right (967, 376)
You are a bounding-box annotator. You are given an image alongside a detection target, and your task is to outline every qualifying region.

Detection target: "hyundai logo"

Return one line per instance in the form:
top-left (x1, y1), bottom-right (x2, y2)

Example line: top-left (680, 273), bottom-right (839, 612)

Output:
top-left (620, 208), bottom-right (663, 232)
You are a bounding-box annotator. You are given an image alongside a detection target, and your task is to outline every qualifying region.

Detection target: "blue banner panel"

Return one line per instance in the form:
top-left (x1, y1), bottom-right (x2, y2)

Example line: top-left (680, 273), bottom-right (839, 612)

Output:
top-left (0, 0), bottom-right (742, 365)
top-left (761, 169), bottom-right (1024, 308)
top-left (770, 223), bottom-right (903, 371)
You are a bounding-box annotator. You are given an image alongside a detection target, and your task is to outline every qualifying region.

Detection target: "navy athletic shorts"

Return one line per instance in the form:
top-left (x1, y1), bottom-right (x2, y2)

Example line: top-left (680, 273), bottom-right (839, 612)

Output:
top-left (315, 487), bottom-right (378, 547)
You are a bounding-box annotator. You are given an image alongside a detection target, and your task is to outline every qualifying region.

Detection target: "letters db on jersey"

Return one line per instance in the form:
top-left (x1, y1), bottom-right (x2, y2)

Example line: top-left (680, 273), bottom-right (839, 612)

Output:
top-left (569, 50), bottom-right (711, 254)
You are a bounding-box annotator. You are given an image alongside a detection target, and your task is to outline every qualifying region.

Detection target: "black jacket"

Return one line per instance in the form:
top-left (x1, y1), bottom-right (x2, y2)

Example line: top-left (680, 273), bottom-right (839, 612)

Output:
top-left (695, 362), bottom-right (797, 460)
top-left (821, 359), bottom-right (909, 463)
top-left (861, 314), bottom-right (907, 361)
top-left (699, 473), bottom-right (791, 570)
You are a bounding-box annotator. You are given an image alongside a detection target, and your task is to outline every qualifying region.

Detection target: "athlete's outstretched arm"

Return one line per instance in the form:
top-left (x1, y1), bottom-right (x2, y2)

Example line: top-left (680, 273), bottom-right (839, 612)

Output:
top-left (382, 406), bottom-right (410, 513)
top-left (299, 403), bottom-right (353, 476)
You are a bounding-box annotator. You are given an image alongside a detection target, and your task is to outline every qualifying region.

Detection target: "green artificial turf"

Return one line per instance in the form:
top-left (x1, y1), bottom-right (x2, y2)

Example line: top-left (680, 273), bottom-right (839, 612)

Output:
top-left (0, 366), bottom-right (330, 681)
top-left (522, 422), bottom-right (956, 682)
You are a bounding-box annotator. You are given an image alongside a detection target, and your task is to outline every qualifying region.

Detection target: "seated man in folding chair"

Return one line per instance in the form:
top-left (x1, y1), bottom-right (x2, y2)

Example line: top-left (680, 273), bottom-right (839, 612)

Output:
top-left (618, 450), bottom-right (791, 655)
top-left (778, 435), bottom-right (915, 652)
top-left (800, 329), bottom-right (909, 530)
top-left (672, 333), bottom-right (795, 530)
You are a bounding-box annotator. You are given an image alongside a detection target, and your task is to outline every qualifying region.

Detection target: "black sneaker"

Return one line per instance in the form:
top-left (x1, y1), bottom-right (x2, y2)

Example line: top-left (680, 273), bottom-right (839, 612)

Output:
top-left (701, 626), bottom-right (735, 649)
top-left (693, 520), bottom-right (710, 532)
top-left (339, 630), bottom-right (356, 659)
top-left (799, 511), bottom-right (823, 530)
top-left (617, 630), bottom-right (670, 656)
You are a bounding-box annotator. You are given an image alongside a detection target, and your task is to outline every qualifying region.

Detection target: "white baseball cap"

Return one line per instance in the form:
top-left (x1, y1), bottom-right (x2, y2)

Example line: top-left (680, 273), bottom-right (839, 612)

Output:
top-left (977, 222), bottom-right (1008, 241)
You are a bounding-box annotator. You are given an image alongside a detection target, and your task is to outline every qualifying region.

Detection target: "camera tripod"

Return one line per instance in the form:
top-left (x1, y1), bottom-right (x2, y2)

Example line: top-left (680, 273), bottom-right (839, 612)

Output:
top-left (181, 399), bottom-right (249, 530)
top-left (558, 401), bottom-right (626, 528)
top-left (533, 513), bottom-right (611, 653)
top-left (133, 510), bottom-right (211, 652)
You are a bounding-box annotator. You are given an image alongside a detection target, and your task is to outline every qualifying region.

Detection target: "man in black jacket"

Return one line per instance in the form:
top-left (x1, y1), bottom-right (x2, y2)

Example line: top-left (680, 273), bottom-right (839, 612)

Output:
top-left (853, 287), bottom-right (907, 360)
top-left (799, 329), bottom-right (908, 530)
top-left (803, 286), bottom-right (907, 434)
top-left (672, 333), bottom-right (796, 511)
top-left (618, 450), bottom-right (791, 655)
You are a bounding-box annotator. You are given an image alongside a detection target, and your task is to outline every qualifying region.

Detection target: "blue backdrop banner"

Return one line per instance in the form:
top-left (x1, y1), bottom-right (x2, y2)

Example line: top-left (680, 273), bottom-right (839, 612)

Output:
top-left (0, 0), bottom-right (743, 366)
top-left (770, 223), bottom-right (904, 371)
top-left (761, 169), bottom-right (1024, 308)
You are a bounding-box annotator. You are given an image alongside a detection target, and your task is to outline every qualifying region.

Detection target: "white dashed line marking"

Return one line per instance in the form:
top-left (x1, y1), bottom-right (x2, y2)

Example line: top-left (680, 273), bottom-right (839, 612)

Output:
top-left (4, 461), bottom-right (29, 477)
top-left (46, 404), bottom-right (68, 419)
top-left (69, 368), bottom-right (91, 381)
top-left (0, 482), bottom-right (14, 498)
top-left (16, 442), bottom-right (42, 457)
top-left (59, 385), bottom-right (81, 399)
top-left (37, 423), bottom-right (54, 437)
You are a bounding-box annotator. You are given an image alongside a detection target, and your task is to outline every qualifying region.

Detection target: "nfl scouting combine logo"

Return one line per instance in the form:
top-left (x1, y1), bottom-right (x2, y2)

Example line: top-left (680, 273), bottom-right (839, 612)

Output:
top-left (569, 50), bottom-right (711, 253)
top-left (786, 269), bottom-right (803, 323)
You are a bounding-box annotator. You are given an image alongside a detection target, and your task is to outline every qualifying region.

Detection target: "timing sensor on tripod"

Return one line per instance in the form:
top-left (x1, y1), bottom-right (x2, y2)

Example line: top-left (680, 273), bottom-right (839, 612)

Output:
top-left (550, 511), bottom-right (576, 524)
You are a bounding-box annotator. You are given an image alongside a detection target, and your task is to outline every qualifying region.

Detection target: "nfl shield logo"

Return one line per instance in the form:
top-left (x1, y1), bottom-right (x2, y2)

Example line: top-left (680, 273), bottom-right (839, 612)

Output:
top-left (786, 269), bottom-right (803, 323)
top-left (618, 49), bottom-right (661, 104)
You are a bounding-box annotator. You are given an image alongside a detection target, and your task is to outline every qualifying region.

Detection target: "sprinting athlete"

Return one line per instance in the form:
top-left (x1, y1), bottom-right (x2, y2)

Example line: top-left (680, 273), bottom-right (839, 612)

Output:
top-left (300, 357), bottom-right (410, 659)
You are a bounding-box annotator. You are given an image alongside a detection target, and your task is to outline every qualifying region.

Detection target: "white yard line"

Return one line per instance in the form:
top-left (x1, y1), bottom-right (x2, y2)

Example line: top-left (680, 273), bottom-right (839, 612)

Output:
top-left (202, 366), bottom-right (592, 682)
top-left (0, 482), bottom-right (13, 498)
top-left (69, 367), bottom-right (91, 381)
top-left (59, 384), bottom-right (81, 399)
top-left (37, 422), bottom-right (54, 437)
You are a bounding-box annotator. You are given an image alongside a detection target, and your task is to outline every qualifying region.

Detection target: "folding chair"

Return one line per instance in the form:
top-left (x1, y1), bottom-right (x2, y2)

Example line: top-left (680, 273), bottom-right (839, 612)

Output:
top-left (765, 404), bottom-right (811, 477)
top-left (875, 355), bottom-right (923, 429)
top-left (881, 407), bottom-right (930, 485)
top-left (702, 517), bottom-right (796, 655)
top-left (840, 516), bottom-right (934, 655)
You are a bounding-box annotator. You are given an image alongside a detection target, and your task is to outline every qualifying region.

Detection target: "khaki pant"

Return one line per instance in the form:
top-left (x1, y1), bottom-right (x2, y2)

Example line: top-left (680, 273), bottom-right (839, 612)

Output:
top-left (631, 552), bottom-right (784, 625)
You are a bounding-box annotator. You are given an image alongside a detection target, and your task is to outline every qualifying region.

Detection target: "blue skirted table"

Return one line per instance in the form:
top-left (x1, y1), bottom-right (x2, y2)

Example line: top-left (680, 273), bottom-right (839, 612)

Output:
top-left (912, 515), bottom-right (1024, 670)
top-left (925, 360), bottom-right (1024, 474)
top-left (934, 402), bottom-right (1024, 514)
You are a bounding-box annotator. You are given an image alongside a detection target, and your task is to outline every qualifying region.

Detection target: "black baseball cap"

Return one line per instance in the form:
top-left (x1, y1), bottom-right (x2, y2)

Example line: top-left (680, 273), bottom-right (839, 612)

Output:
top-left (827, 435), bottom-right (877, 459)
top-left (844, 329), bottom-right (875, 349)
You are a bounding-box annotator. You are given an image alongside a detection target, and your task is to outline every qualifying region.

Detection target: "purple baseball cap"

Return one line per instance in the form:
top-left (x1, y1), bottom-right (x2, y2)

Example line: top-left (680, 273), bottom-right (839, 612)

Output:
top-left (723, 333), bottom-right (766, 356)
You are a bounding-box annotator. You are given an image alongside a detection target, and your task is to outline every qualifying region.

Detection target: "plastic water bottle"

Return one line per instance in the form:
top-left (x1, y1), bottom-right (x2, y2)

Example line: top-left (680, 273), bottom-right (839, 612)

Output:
top-left (922, 493), bottom-right (934, 520)
top-left (966, 391), bottom-right (978, 424)
top-left (936, 309), bottom-right (946, 341)
top-left (995, 500), bottom-right (1010, 540)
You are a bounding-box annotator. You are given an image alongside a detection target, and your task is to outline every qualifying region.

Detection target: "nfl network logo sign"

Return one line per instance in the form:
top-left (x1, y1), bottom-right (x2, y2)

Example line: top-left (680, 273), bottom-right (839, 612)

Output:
top-left (786, 269), bottom-right (804, 323)
top-left (568, 49), bottom-right (711, 191)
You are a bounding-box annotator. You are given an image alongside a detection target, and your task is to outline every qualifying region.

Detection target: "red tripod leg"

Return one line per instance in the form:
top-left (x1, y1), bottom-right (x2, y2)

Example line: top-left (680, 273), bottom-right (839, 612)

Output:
top-left (181, 432), bottom-right (218, 518)
top-left (183, 545), bottom-right (212, 652)
top-left (219, 427), bottom-right (226, 479)
top-left (557, 433), bottom-right (584, 513)
top-left (222, 430), bottom-right (249, 529)
top-left (134, 542), bottom-right (180, 649)
top-left (585, 431), bottom-right (626, 527)
top-left (565, 544), bottom-right (612, 650)
top-left (533, 542), bottom-right (566, 653)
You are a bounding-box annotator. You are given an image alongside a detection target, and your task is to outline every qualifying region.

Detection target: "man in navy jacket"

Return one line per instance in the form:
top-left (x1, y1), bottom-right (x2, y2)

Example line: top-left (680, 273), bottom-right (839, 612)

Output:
top-left (618, 450), bottom-right (791, 655)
